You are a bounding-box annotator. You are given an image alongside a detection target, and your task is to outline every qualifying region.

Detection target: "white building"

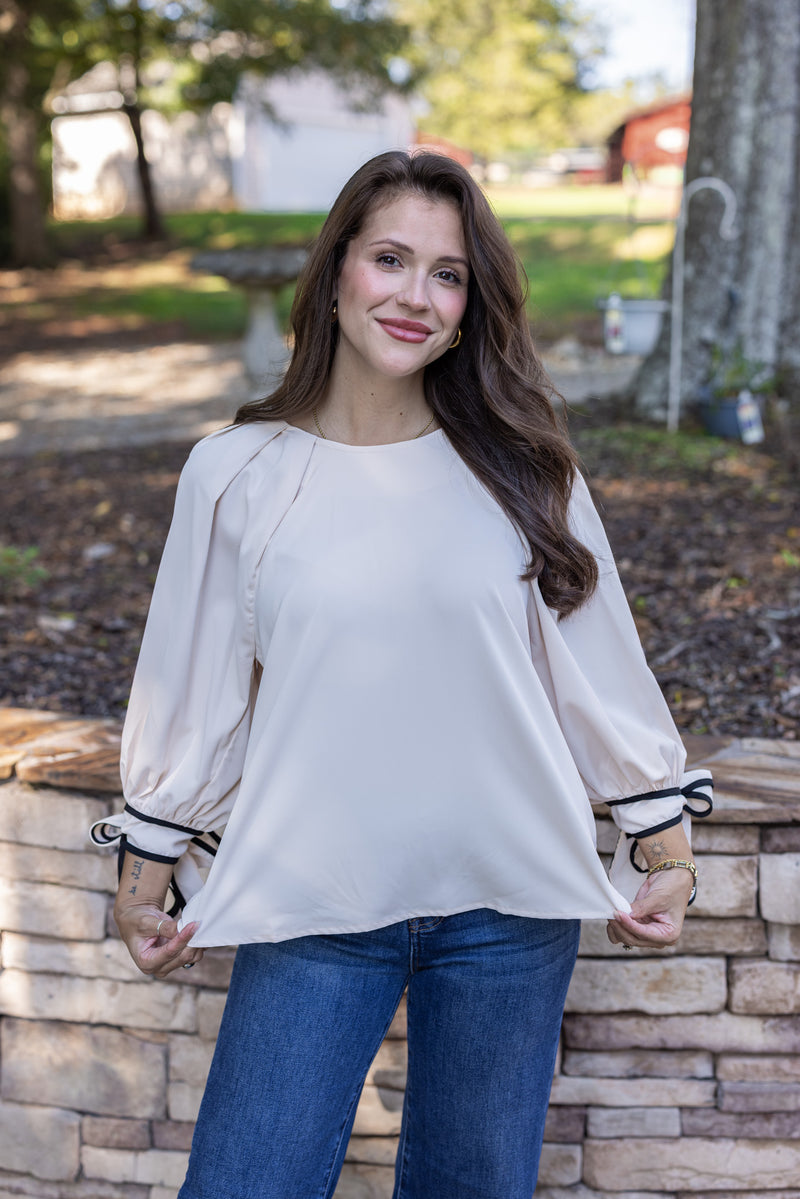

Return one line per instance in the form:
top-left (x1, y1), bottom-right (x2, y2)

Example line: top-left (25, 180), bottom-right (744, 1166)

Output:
top-left (51, 66), bottom-right (415, 219)
top-left (233, 73), bottom-right (414, 211)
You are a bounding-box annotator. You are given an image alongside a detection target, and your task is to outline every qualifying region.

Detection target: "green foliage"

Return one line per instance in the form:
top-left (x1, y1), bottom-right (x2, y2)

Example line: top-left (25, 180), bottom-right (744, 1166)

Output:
top-left (0, 546), bottom-right (49, 595)
top-left (2, 1), bottom-right (407, 259)
top-left (47, 0), bottom-right (408, 110)
top-left (709, 341), bottom-right (775, 397)
top-left (403, 0), bottom-right (605, 159)
top-left (52, 210), bottom-right (326, 254)
top-left (33, 206), bottom-right (671, 341)
top-left (572, 423), bottom-right (743, 477)
top-left (502, 217), bottom-right (670, 335)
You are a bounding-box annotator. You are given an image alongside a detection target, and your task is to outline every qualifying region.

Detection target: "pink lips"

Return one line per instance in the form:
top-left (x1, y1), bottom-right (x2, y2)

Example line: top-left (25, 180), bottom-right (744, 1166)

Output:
top-left (377, 318), bottom-right (433, 344)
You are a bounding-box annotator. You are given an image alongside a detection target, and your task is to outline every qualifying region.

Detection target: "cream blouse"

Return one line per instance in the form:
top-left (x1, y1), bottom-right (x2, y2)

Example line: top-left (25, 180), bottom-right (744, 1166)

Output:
top-left (92, 421), bottom-right (712, 948)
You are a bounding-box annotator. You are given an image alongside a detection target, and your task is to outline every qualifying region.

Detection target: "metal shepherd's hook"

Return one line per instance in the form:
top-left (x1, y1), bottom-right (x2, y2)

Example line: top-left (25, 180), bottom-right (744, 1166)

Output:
top-left (667, 177), bottom-right (738, 432)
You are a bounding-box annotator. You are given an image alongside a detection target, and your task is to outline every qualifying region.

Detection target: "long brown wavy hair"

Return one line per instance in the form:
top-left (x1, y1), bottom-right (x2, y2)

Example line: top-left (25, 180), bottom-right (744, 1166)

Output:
top-left (235, 150), bottom-right (597, 614)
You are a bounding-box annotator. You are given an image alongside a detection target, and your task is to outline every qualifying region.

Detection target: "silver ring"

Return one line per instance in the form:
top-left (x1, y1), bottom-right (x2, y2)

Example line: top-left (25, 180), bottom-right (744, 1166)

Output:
top-left (156, 918), bottom-right (165, 937)
top-left (183, 962), bottom-right (195, 970)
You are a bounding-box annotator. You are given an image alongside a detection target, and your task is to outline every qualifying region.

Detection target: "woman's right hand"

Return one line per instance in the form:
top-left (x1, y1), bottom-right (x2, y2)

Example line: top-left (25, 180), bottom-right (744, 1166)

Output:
top-left (114, 849), bottom-right (204, 978)
top-left (114, 902), bottom-right (203, 978)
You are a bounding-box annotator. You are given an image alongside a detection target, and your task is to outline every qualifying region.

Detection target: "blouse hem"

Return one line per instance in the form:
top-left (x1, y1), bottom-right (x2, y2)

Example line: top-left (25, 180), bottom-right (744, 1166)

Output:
top-left (180, 896), bottom-right (625, 948)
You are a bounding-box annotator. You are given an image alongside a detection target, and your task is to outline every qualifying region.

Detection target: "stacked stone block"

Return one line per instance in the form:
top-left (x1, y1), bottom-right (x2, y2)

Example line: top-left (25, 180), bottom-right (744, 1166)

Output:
top-left (0, 713), bottom-right (798, 1197)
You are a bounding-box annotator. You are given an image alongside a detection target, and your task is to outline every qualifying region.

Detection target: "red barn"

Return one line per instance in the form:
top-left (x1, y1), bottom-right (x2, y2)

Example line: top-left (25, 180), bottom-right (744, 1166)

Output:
top-left (606, 95), bottom-right (691, 182)
top-left (414, 132), bottom-right (474, 169)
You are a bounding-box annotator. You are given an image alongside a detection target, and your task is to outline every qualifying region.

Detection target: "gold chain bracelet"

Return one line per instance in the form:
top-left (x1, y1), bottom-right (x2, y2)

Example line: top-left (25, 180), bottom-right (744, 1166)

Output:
top-left (647, 858), bottom-right (698, 905)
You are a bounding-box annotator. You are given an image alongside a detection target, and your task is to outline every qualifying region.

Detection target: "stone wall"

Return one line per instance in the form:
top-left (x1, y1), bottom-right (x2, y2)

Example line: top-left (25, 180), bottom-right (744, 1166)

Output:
top-left (0, 710), bottom-right (799, 1198)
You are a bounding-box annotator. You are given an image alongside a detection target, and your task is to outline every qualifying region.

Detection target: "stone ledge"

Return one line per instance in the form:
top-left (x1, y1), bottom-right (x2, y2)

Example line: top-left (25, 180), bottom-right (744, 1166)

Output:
top-left (682, 1109), bottom-right (800, 1138)
top-left (562, 1049), bottom-right (714, 1080)
top-left (0, 779), bottom-right (110, 852)
top-left (0, 1169), bottom-right (149, 1199)
top-left (0, 708), bottom-right (121, 793)
top-left (716, 1054), bottom-right (800, 1082)
top-left (0, 1100), bottom-right (81, 1182)
top-left (80, 1147), bottom-right (188, 1189)
top-left (0, 879), bottom-right (107, 942)
top-left (583, 1137), bottom-right (800, 1190)
top-left (566, 957), bottom-right (726, 1015)
top-left (681, 735), bottom-right (800, 824)
top-left (1, 711), bottom-right (797, 828)
top-left (0, 970), bottom-right (196, 1032)
top-left (80, 1118), bottom-right (151, 1151)
top-left (587, 1106), bottom-right (681, 1138)
top-left (729, 958), bottom-right (800, 1014)
top-left (563, 1011), bottom-right (800, 1054)
top-left (1, 1019), bottom-right (167, 1118)
top-left (550, 1077), bottom-right (715, 1108)
top-left (718, 1081), bottom-right (800, 1112)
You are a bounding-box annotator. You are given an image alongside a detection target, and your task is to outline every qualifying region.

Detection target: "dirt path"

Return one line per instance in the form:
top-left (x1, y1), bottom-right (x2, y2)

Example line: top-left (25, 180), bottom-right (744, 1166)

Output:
top-left (0, 339), bottom-right (640, 457)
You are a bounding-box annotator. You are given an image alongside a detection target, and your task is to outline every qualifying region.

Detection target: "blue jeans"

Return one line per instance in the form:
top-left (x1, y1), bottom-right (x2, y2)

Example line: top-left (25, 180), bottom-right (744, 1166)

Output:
top-left (178, 909), bottom-right (580, 1199)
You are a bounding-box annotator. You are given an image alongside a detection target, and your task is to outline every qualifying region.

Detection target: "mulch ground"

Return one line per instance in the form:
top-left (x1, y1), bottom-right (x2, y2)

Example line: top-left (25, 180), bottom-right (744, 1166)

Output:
top-left (1, 419), bottom-right (798, 740)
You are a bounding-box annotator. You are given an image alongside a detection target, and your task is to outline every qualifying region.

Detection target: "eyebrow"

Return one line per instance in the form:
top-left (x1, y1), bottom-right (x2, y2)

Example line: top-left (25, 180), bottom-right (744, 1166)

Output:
top-left (368, 238), bottom-right (470, 269)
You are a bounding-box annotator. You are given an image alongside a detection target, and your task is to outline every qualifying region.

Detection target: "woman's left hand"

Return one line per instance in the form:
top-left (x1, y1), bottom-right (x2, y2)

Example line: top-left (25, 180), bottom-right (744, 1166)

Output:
top-left (606, 865), bottom-right (694, 949)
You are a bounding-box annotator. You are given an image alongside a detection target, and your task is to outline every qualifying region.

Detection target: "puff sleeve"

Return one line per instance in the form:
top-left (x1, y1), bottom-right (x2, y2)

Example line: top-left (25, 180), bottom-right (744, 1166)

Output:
top-left (528, 470), bottom-right (712, 855)
top-left (91, 423), bottom-right (312, 892)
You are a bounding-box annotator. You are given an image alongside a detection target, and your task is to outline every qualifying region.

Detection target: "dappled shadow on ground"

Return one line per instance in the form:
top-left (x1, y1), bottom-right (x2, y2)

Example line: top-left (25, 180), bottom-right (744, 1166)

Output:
top-left (0, 342), bottom-right (251, 456)
top-left (1, 427), bottom-right (797, 738)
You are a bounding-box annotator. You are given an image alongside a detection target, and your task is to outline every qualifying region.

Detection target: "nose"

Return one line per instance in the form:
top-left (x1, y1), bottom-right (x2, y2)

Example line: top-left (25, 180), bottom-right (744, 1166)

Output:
top-left (397, 271), bottom-right (431, 311)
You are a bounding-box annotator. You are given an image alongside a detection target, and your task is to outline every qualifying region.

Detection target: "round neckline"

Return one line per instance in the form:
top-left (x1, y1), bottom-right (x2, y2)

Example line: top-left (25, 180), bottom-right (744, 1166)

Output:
top-left (281, 421), bottom-right (446, 452)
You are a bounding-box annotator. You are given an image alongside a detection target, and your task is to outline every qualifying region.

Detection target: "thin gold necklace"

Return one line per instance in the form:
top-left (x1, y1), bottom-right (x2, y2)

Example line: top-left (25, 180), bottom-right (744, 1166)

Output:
top-left (312, 407), bottom-right (436, 442)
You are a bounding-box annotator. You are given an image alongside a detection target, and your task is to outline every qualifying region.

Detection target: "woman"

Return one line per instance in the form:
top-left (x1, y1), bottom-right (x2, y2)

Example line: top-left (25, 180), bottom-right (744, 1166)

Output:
top-left (95, 151), bottom-right (711, 1198)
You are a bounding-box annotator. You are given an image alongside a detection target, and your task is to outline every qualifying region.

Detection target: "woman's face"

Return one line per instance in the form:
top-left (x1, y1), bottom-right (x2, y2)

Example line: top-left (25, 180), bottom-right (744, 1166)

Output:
top-left (333, 191), bottom-right (470, 386)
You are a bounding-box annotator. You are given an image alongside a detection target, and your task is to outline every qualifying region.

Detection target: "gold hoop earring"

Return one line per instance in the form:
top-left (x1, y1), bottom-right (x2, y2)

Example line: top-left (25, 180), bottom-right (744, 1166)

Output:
top-left (331, 301), bottom-right (338, 324)
top-left (448, 327), bottom-right (462, 350)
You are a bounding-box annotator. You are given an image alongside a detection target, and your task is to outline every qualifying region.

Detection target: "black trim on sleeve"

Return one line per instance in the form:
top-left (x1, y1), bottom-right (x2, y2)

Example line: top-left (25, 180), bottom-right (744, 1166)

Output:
top-left (607, 786), bottom-right (681, 808)
top-left (681, 775), bottom-right (714, 818)
top-left (630, 813), bottom-right (685, 842)
top-left (122, 841), bottom-right (181, 866)
top-left (167, 875), bottom-right (188, 918)
top-left (123, 802), bottom-right (203, 837)
top-left (91, 821), bottom-right (125, 846)
top-left (627, 837), bottom-right (648, 874)
top-left (116, 834), bottom-right (128, 881)
top-left (190, 834), bottom-right (218, 858)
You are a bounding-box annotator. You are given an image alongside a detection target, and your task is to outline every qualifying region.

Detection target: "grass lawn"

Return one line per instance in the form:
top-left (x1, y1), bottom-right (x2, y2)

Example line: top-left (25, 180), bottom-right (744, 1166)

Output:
top-left (484, 181), bottom-right (680, 221)
top-left (3, 187), bottom-right (675, 345)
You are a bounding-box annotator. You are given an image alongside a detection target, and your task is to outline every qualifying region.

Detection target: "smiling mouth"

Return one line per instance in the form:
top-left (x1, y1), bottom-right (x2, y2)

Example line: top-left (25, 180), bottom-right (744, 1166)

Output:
top-left (377, 318), bottom-right (433, 343)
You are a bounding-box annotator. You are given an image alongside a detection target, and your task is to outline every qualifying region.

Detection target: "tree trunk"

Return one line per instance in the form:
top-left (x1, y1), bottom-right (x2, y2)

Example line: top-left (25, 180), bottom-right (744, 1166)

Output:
top-left (1, 60), bottom-right (49, 267)
top-left (635, 0), bottom-right (800, 417)
top-left (122, 101), bottom-right (166, 241)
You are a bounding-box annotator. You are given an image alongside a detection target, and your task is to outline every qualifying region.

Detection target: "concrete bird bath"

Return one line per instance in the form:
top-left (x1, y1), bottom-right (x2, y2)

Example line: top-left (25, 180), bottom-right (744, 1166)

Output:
top-left (191, 246), bottom-right (308, 384)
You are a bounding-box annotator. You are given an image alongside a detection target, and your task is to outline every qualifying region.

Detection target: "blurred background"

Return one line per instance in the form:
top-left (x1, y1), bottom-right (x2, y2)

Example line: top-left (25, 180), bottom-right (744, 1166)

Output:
top-left (1, 0), bottom-right (798, 741)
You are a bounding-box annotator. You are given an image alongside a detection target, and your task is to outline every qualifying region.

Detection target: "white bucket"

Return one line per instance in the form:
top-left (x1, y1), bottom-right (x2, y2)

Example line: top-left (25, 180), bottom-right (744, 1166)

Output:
top-left (597, 295), bottom-right (669, 355)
